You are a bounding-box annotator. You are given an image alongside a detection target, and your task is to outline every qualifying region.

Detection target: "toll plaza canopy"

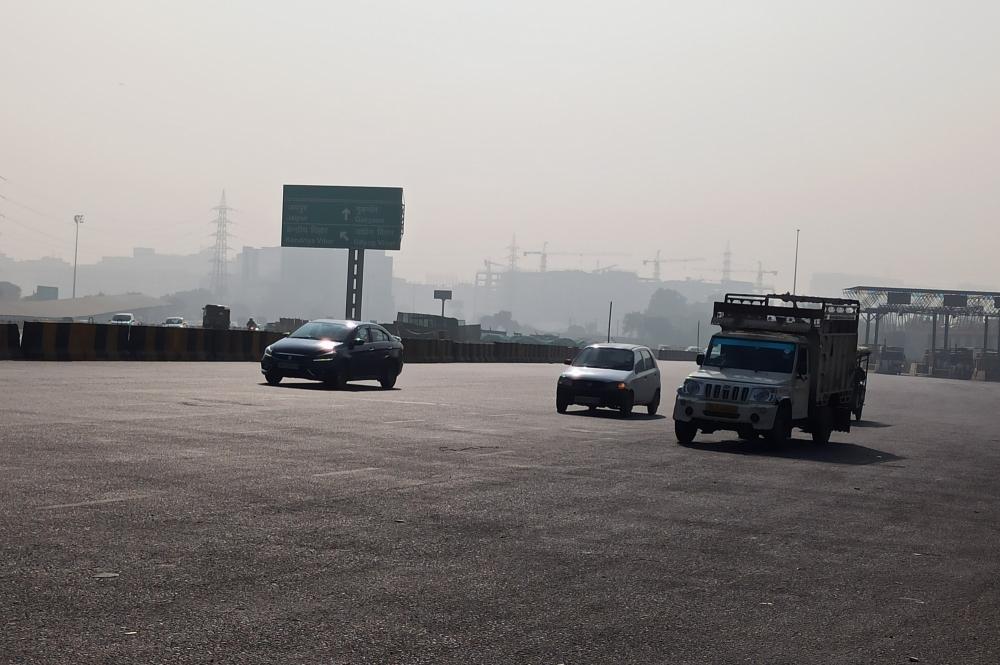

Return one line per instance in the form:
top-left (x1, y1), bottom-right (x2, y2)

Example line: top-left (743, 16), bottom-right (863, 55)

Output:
top-left (844, 286), bottom-right (1000, 353)
top-left (844, 286), bottom-right (1000, 317)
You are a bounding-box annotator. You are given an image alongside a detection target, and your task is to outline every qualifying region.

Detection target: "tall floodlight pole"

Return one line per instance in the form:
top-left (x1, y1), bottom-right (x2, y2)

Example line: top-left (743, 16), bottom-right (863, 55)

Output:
top-left (607, 301), bottom-right (613, 343)
top-left (792, 229), bottom-right (800, 295)
top-left (73, 215), bottom-right (84, 298)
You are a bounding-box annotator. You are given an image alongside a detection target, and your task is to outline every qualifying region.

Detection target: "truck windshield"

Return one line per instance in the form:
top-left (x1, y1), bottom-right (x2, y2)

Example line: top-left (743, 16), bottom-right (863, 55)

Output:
top-left (572, 347), bottom-right (635, 371)
top-left (703, 337), bottom-right (796, 373)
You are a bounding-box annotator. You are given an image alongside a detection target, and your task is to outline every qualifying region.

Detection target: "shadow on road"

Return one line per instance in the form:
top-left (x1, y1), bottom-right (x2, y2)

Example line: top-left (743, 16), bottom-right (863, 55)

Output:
top-left (565, 409), bottom-right (668, 421)
top-left (852, 420), bottom-right (892, 428)
top-left (680, 438), bottom-right (903, 465)
top-left (260, 381), bottom-right (397, 392)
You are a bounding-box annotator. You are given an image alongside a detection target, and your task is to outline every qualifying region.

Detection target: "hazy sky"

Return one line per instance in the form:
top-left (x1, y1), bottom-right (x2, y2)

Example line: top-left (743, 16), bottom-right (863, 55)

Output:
top-left (2, 1), bottom-right (998, 290)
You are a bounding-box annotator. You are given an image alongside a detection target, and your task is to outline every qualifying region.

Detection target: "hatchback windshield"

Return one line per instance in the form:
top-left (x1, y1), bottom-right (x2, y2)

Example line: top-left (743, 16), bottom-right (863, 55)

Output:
top-left (572, 347), bottom-right (635, 371)
top-left (703, 337), bottom-right (796, 373)
top-left (290, 321), bottom-right (352, 341)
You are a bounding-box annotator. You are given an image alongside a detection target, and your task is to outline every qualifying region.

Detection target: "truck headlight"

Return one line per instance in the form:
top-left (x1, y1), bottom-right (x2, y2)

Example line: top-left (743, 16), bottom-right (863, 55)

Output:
top-left (749, 387), bottom-right (775, 403)
top-left (680, 379), bottom-right (704, 397)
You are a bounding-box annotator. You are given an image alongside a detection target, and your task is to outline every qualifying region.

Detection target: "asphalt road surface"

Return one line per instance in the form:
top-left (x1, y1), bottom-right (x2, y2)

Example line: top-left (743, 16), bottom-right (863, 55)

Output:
top-left (2, 361), bottom-right (999, 664)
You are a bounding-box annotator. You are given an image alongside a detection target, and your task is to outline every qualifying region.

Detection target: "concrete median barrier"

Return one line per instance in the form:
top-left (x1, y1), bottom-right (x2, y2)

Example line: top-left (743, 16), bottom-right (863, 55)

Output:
top-left (10, 324), bottom-right (574, 363)
top-left (1, 323), bottom-right (21, 360)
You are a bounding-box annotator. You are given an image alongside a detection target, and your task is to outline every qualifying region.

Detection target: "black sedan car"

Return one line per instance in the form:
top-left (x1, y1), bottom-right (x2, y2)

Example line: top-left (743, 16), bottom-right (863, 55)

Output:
top-left (261, 319), bottom-right (404, 389)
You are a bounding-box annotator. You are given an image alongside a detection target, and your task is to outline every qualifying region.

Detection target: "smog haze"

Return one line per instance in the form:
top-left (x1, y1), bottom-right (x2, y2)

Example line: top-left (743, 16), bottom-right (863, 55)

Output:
top-left (1, 0), bottom-right (998, 290)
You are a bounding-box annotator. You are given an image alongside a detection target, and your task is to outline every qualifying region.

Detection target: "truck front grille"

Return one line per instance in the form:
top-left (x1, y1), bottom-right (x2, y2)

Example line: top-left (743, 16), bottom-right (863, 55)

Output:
top-left (704, 383), bottom-right (749, 402)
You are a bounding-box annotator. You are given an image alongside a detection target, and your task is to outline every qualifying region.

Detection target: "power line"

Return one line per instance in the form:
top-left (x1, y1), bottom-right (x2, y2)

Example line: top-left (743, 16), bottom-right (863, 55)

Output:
top-left (0, 212), bottom-right (74, 248)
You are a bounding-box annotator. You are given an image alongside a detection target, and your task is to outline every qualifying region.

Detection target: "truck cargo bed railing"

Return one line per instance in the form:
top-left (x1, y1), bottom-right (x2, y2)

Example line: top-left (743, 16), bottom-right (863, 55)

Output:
top-left (712, 293), bottom-right (859, 335)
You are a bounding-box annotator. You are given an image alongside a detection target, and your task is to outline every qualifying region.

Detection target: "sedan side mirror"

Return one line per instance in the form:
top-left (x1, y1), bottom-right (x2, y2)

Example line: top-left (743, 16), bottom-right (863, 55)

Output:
top-left (563, 358), bottom-right (572, 365)
top-left (695, 353), bottom-right (705, 365)
top-left (349, 336), bottom-right (365, 348)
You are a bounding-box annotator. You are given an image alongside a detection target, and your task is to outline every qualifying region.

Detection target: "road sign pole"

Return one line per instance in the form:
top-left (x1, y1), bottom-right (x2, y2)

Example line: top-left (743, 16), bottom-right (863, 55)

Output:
top-left (345, 248), bottom-right (365, 320)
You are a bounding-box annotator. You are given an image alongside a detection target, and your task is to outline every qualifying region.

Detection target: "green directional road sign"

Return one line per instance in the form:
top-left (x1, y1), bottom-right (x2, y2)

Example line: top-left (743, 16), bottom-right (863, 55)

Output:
top-left (281, 185), bottom-right (404, 250)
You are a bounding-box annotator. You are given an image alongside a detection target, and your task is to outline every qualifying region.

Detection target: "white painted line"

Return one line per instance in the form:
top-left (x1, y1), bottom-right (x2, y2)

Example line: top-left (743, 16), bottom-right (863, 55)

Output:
top-left (312, 467), bottom-right (380, 478)
top-left (485, 413), bottom-right (518, 418)
top-left (42, 495), bottom-right (150, 510)
top-left (383, 419), bottom-right (426, 425)
top-left (566, 428), bottom-right (599, 434)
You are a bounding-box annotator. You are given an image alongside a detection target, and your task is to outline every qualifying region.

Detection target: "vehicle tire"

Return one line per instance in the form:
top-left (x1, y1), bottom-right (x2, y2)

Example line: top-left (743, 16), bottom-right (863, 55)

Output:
top-left (264, 371), bottom-right (283, 386)
top-left (766, 403), bottom-right (792, 445)
top-left (854, 407), bottom-right (863, 422)
top-left (675, 420), bottom-right (698, 444)
top-left (323, 371), bottom-right (347, 390)
top-left (811, 406), bottom-right (833, 444)
top-left (618, 392), bottom-right (634, 419)
top-left (556, 396), bottom-right (569, 414)
top-left (587, 406), bottom-right (598, 412)
top-left (379, 363), bottom-right (398, 390)
top-left (647, 389), bottom-right (660, 415)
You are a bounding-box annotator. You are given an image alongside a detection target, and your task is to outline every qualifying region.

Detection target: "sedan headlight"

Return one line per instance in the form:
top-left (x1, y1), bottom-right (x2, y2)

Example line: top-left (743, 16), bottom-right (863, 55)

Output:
top-left (263, 346), bottom-right (273, 357)
top-left (680, 379), bottom-right (704, 397)
top-left (749, 387), bottom-right (775, 403)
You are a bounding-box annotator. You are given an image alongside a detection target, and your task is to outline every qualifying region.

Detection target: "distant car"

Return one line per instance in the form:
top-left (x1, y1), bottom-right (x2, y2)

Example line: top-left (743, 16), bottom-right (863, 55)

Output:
top-left (163, 317), bottom-right (186, 328)
top-left (261, 319), bottom-right (404, 389)
top-left (556, 343), bottom-right (661, 417)
top-left (109, 313), bottom-right (136, 326)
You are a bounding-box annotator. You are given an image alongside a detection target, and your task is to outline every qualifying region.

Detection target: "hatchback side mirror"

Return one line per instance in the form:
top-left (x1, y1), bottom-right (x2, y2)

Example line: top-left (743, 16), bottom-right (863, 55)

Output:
top-left (695, 353), bottom-right (705, 365)
top-left (563, 358), bottom-right (572, 365)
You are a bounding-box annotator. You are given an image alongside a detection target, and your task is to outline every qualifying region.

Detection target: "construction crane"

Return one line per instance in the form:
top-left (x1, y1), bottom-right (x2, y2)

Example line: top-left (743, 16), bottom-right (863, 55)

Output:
top-left (522, 242), bottom-right (629, 272)
top-left (642, 250), bottom-right (704, 281)
top-left (701, 261), bottom-right (779, 291)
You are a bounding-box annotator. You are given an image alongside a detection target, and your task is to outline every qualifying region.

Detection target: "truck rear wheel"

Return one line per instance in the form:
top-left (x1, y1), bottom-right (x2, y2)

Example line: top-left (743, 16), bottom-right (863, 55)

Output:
top-left (811, 406), bottom-right (833, 444)
top-left (674, 420), bottom-right (698, 444)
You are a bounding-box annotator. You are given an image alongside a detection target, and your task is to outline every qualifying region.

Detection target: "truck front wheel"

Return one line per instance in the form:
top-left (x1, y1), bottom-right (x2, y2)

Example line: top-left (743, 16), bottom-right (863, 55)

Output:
top-left (767, 404), bottom-right (792, 445)
top-left (674, 420), bottom-right (698, 444)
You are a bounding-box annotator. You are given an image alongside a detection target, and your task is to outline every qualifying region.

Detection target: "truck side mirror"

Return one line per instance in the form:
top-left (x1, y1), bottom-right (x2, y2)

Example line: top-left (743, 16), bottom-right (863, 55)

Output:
top-left (695, 353), bottom-right (705, 365)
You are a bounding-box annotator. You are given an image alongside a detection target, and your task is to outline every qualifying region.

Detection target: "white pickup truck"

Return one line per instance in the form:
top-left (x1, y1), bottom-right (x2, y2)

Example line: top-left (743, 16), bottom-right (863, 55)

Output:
top-left (673, 293), bottom-right (861, 445)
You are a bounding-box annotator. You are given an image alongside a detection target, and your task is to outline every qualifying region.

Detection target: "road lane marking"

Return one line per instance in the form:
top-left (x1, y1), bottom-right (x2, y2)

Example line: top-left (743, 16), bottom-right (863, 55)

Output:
top-left (312, 467), bottom-right (381, 477)
top-left (42, 495), bottom-right (151, 510)
top-left (383, 419), bottom-right (426, 425)
top-left (566, 428), bottom-right (599, 434)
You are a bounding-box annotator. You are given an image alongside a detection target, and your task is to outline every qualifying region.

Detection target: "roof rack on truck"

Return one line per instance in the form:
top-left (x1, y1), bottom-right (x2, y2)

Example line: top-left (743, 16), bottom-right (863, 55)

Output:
top-left (712, 293), bottom-right (860, 335)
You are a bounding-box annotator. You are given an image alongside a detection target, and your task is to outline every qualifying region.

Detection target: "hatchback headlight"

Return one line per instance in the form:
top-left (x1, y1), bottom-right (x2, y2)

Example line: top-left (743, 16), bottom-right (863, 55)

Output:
top-left (749, 387), bottom-right (775, 403)
top-left (263, 346), bottom-right (273, 357)
top-left (680, 379), bottom-right (704, 397)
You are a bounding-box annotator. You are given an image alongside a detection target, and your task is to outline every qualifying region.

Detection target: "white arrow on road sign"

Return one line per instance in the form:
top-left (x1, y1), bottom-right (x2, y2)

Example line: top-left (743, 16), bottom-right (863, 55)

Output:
top-left (340, 232), bottom-right (350, 242)
top-left (341, 208), bottom-right (351, 221)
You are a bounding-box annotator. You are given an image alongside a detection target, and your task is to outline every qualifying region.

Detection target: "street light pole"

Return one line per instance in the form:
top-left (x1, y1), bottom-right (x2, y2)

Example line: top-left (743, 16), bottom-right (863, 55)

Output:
top-left (73, 215), bottom-right (84, 298)
top-left (792, 228), bottom-right (800, 295)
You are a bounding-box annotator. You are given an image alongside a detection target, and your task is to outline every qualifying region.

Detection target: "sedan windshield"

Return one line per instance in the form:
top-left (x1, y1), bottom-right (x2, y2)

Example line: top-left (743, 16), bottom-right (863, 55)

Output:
top-left (572, 347), bottom-right (635, 371)
top-left (165, 318), bottom-right (183, 325)
top-left (111, 315), bottom-right (132, 322)
top-left (703, 337), bottom-right (795, 373)
top-left (290, 322), bottom-right (352, 341)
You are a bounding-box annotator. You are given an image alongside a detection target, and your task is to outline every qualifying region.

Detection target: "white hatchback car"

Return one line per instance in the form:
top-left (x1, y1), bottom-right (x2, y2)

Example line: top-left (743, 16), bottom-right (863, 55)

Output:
top-left (556, 343), bottom-right (662, 417)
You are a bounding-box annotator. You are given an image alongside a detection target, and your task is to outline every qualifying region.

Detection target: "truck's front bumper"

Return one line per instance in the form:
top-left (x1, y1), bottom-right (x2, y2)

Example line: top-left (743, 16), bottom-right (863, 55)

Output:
top-left (673, 397), bottom-right (779, 431)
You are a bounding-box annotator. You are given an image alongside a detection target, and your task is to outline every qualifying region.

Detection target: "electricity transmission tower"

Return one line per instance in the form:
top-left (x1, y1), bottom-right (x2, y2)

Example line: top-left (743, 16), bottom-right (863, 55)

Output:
top-left (209, 190), bottom-right (234, 296)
